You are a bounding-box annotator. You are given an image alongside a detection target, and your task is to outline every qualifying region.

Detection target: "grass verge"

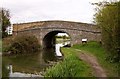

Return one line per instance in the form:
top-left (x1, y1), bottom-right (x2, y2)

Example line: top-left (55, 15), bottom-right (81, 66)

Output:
top-left (44, 47), bottom-right (93, 77)
top-left (72, 41), bottom-right (118, 77)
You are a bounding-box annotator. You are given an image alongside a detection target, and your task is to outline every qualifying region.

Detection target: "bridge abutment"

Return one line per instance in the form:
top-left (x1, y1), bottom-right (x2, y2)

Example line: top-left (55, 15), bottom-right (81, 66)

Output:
top-left (13, 21), bottom-right (101, 48)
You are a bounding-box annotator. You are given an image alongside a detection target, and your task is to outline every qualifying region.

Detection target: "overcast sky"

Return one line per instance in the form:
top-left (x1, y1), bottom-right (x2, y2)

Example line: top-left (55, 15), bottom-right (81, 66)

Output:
top-left (1, 0), bottom-right (115, 24)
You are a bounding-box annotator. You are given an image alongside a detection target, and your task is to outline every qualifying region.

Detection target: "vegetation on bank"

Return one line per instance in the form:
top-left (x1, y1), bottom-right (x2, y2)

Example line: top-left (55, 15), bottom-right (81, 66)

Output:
top-left (56, 38), bottom-right (70, 44)
top-left (72, 41), bottom-right (118, 77)
top-left (45, 41), bottom-right (118, 77)
top-left (3, 34), bottom-right (41, 55)
top-left (94, 1), bottom-right (120, 76)
top-left (44, 46), bottom-right (93, 77)
top-left (2, 34), bottom-right (42, 77)
top-left (0, 8), bottom-right (11, 38)
top-left (2, 36), bottom-right (13, 53)
top-left (55, 35), bottom-right (70, 39)
top-left (94, 1), bottom-right (120, 63)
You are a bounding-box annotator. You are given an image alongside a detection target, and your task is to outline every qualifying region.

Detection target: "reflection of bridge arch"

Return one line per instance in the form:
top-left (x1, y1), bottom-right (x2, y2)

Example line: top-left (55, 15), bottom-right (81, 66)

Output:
top-left (13, 21), bottom-right (101, 47)
top-left (43, 30), bottom-right (71, 48)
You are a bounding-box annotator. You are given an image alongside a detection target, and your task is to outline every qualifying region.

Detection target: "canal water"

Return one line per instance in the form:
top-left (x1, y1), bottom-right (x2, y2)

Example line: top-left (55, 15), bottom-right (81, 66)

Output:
top-left (2, 41), bottom-right (70, 77)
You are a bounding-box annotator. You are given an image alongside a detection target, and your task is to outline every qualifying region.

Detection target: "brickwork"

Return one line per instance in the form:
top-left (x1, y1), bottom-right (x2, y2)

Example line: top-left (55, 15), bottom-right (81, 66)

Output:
top-left (13, 20), bottom-right (101, 47)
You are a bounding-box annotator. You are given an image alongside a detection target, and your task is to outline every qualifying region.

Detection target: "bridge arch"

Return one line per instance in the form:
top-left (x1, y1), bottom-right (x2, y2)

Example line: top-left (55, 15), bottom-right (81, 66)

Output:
top-left (13, 21), bottom-right (101, 47)
top-left (43, 30), bottom-right (71, 48)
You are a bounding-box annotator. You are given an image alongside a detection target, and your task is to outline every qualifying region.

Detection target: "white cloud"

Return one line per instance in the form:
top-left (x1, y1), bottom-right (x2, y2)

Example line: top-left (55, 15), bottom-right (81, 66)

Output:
top-left (2, 0), bottom-right (98, 24)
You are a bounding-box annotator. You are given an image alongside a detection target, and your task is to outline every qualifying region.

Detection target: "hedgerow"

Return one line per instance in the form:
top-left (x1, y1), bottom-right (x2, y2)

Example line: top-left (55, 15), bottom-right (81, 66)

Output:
top-left (9, 34), bottom-right (40, 54)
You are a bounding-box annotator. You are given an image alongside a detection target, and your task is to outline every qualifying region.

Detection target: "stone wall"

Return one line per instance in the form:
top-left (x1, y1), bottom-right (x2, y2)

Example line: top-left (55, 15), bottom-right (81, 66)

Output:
top-left (13, 21), bottom-right (45, 31)
top-left (13, 20), bottom-right (101, 46)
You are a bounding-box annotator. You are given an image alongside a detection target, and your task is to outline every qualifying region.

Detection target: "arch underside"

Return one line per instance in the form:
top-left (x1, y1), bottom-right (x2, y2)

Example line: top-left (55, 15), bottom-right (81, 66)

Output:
top-left (43, 30), bottom-right (71, 48)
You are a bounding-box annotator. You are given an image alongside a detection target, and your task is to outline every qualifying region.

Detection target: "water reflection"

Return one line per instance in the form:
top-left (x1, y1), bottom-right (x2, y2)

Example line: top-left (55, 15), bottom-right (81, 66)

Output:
top-left (3, 52), bottom-right (47, 77)
top-left (8, 65), bottom-right (43, 77)
top-left (43, 41), bottom-right (71, 62)
top-left (3, 41), bottom-right (70, 77)
top-left (42, 46), bottom-right (57, 63)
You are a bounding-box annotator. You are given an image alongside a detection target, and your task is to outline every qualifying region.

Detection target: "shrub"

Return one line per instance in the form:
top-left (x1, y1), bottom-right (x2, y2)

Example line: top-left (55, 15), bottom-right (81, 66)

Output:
top-left (94, 1), bottom-right (120, 62)
top-left (9, 34), bottom-right (40, 54)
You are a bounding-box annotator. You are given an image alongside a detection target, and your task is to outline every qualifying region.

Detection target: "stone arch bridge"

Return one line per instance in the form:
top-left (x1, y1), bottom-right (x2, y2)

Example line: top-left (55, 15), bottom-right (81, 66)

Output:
top-left (13, 21), bottom-right (101, 48)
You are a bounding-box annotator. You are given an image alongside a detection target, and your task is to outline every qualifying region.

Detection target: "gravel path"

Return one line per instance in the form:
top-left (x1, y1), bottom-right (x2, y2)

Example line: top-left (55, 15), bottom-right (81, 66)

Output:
top-left (75, 49), bottom-right (107, 78)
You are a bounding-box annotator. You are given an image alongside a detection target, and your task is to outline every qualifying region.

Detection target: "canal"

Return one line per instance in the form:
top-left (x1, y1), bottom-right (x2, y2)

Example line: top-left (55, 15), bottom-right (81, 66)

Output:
top-left (2, 39), bottom-right (71, 77)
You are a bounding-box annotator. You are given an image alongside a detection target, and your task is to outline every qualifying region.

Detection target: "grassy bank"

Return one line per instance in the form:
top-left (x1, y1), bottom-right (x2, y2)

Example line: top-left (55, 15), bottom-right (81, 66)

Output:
top-left (45, 41), bottom-right (118, 77)
top-left (56, 38), bottom-right (70, 44)
top-left (45, 47), bottom-right (93, 77)
top-left (72, 41), bottom-right (118, 77)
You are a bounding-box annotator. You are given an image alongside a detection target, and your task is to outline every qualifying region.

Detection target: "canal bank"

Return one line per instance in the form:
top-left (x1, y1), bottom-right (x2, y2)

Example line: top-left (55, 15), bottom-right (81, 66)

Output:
top-left (45, 41), bottom-right (118, 77)
top-left (2, 36), bottom-right (118, 77)
top-left (67, 41), bottom-right (118, 77)
top-left (2, 40), bottom-right (70, 77)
